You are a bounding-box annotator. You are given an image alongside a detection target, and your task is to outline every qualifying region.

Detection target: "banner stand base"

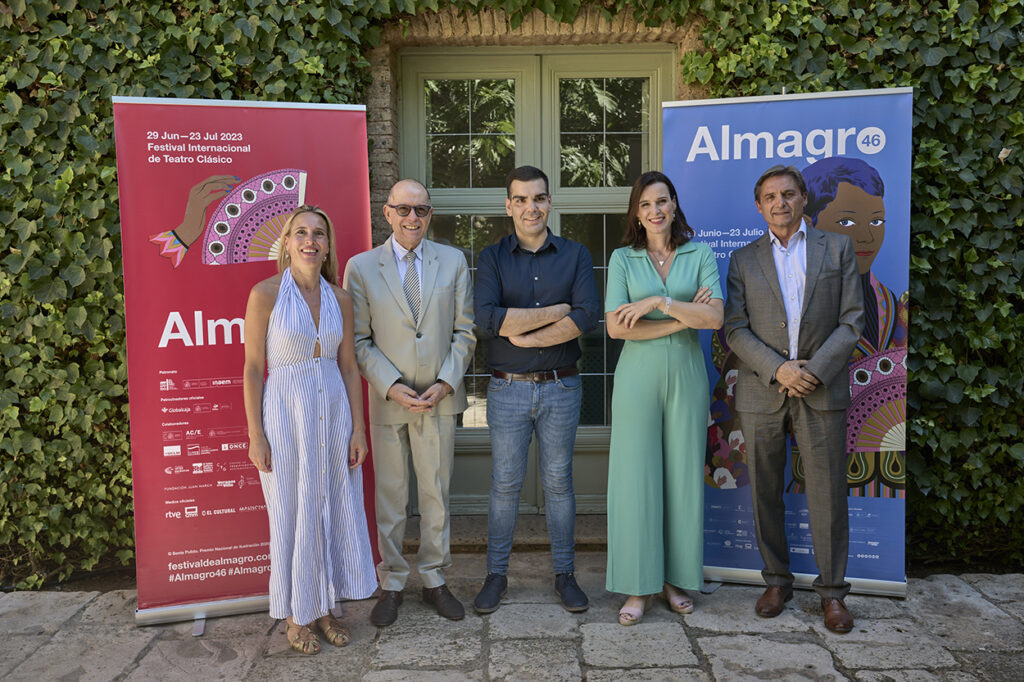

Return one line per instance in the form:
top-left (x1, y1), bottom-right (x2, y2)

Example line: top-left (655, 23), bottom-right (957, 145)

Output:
top-left (703, 566), bottom-right (907, 598)
top-left (136, 595), bottom-right (269, 626)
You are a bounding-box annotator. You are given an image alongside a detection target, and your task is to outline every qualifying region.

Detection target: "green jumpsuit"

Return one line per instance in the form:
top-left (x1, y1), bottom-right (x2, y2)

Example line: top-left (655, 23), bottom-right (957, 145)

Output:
top-left (605, 242), bottom-right (722, 595)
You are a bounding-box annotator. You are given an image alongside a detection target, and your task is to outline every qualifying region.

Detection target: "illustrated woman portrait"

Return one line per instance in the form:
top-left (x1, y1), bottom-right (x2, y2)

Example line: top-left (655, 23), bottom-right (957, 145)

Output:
top-left (707, 156), bottom-right (907, 498)
top-left (801, 156), bottom-right (907, 497)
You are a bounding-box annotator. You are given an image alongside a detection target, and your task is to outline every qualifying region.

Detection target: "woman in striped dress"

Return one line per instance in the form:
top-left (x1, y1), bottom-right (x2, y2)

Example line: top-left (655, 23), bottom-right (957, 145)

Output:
top-left (243, 205), bottom-right (377, 655)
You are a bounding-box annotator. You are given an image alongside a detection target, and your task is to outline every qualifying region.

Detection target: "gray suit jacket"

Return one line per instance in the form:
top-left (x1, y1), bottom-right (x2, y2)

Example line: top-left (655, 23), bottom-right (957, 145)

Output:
top-left (343, 237), bottom-right (476, 425)
top-left (724, 225), bottom-right (864, 413)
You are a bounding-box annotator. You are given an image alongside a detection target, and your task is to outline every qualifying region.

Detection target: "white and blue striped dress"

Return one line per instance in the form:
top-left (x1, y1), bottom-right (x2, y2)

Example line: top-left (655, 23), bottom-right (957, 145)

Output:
top-left (260, 268), bottom-right (377, 624)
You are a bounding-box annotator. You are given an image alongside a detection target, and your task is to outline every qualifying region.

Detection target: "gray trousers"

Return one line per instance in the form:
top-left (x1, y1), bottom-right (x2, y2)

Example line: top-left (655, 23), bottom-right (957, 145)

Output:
top-left (371, 414), bottom-right (456, 591)
top-left (739, 398), bottom-right (851, 599)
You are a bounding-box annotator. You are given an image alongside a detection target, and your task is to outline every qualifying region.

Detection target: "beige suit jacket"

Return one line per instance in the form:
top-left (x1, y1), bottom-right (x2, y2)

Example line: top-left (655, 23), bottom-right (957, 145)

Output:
top-left (343, 237), bottom-right (476, 425)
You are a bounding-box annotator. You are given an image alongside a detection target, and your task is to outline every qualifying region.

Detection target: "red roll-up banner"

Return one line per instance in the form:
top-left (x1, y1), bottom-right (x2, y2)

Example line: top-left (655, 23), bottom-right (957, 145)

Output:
top-left (112, 97), bottom-right (374, 623)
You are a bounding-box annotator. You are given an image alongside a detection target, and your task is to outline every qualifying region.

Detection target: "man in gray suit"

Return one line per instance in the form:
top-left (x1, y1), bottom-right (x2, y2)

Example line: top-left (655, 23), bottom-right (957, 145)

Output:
top-left (343, 179), bottom-right (476, 626)
top-left (724, 165), bottom-right (864, 633)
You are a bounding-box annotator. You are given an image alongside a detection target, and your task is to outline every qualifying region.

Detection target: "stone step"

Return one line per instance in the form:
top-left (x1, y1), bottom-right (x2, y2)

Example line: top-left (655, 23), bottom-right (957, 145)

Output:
top-left (402, 513), bottom-right (608, 553)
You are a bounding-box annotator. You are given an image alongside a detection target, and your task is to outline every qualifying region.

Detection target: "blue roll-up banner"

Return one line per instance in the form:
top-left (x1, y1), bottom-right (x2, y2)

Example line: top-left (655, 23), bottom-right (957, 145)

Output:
top-left (664, 88), bottom-right (911, 597)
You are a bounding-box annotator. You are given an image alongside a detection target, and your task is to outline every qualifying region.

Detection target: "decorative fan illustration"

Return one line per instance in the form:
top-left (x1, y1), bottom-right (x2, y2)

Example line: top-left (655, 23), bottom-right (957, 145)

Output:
top-left (200, 169), bottom-right (307, 265)
top-left (846, 348), bottom-right (907, 452)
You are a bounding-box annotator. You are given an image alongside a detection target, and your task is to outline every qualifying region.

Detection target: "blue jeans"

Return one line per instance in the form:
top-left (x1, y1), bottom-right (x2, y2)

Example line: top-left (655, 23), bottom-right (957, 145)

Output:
top-left (485, 373), bottom-right (583, 575)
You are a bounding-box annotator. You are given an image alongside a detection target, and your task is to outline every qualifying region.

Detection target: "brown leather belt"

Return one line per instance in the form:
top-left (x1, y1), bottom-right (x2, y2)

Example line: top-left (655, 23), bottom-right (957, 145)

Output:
top-left (491, 366), bottom-right (579, 383)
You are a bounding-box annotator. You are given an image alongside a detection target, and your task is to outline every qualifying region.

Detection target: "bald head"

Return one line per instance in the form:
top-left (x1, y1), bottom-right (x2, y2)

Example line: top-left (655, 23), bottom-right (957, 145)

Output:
top-left (384, 179), bottom-right (433, 250)
top-left (387, 179), bottom-right (431, 204)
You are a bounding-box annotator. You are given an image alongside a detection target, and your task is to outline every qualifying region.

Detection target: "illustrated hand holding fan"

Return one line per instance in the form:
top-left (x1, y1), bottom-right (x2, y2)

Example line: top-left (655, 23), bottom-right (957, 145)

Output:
top-left (201, 169), bottom-right (307, 265)
top-left (846, 347), bottom-right (907, 452)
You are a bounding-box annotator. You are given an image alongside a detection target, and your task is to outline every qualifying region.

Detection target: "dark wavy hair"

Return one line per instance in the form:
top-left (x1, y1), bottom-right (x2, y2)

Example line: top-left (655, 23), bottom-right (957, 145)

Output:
top-left (622, 171), bottom-right (694, 250)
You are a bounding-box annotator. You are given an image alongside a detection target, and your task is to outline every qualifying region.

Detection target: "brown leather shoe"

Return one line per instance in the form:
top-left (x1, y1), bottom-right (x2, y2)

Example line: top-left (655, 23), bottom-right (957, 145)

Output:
top-left (755, 585), bottom-right (793, 617)
top-left (822, 597), bottom-right (854, 633)
top-left (370, 590), bottom-right (402, 627)
top-left (422, 584), bottom-right (465, 621)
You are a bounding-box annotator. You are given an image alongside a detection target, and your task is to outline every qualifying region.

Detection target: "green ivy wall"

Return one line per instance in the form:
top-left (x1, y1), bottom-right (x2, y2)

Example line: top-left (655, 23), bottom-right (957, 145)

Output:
top-left (1, 0), bottom-right (1021, 587)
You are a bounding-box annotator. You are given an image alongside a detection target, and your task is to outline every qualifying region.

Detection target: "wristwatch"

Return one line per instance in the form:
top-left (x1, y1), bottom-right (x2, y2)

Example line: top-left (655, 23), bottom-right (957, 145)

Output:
top-left (663, 296), bottom-right (672, 313)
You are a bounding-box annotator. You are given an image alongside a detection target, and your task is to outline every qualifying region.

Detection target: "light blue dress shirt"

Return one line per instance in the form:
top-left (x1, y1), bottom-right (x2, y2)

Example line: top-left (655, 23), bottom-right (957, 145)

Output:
top-left (768, 223), bottom-right (807, 361)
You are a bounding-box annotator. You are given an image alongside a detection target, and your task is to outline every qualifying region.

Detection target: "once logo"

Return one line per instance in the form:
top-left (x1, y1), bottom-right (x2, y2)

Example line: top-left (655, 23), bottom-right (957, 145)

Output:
top-left (222, 442), bottom-right (248, 451)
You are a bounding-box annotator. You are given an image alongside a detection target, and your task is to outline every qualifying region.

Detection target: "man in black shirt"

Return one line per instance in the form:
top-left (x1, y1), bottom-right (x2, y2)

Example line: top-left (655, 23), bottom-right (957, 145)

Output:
top-left (472, 166), bottom-right (601, 614)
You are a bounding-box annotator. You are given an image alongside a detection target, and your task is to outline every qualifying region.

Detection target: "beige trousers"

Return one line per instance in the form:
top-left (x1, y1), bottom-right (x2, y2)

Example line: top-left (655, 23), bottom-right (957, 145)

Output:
top-left (371, 414), bottom-right (456, 591)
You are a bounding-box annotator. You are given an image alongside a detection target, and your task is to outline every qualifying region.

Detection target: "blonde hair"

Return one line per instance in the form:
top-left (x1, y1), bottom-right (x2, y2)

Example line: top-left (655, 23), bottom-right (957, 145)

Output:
top-left (276, 205), bottom-right (339, 283)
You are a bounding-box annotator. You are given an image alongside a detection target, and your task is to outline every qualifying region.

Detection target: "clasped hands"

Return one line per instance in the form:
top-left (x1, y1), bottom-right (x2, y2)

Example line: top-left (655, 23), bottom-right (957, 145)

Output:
top-left (775, 359), bottom-right (820, 397)
top-left (610, 286), bottom-right (713, 329)
top-left (387, 381), bottom-right (452, 413)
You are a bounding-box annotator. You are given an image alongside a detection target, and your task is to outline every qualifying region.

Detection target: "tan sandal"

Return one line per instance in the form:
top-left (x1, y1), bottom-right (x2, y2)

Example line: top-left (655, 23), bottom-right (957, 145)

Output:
top-left (663, 583), bottom-right (694, 614)
top-left (317, 612), bottom-right (351, 647)
top-left (286, 620), bottom-right (321, 655)
top-left (617, 594), bottom-right (652, 626)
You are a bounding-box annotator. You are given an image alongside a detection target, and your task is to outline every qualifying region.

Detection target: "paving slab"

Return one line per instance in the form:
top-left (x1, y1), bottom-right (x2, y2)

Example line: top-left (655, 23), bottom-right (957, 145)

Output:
top-left (0, 634), bottom-right (49, 678)
top-left (696, 634), bottom-right (843, 681)
top-left (995, 600), bottom-right (1024, 623)
top-left (489, 638), bottom-right (581, 681)
top-left (487, 602), bottom-right (580, 639)
top-left (363, 671), bottom-right (484, 681)
top-left (245, 617), bottom-right (375, 680)
top-left (156, 610), bottom-right (279, 639)
top-left (947, 650), bottom-right (1024, 682)
top-left (4, 622), bottom-right (155, 682)
top-left (0, 591), bottom-right (98, 635)
top-left (809, 617), bottom-right (931, 645)
top-left (854, 671), bottom-right (975, 682)
top-left (961, 573), bottom-right (1024, 603)
top-left (814, 617), bottom-right (959, 671)
top-left (905, 574), bottom-right (1024, 652)
top-left (77, 589), bottom-right (138, 626)
top-left (587, 668), bottom-right (711, 681)
top-left (683, 584), bottom-right (810, 633)
top-left (581, 622), bottom-right (698, 667)
top-left (124, 634), bottom-right (263, 681)
top-left (244, 648), bottom-right (370, 681)
top-left (787, 587), bottom-right (905, 623)
top-left (371, 607), bottom-right (482, 668)
top-left (829, 641), bottom-right (958, 670)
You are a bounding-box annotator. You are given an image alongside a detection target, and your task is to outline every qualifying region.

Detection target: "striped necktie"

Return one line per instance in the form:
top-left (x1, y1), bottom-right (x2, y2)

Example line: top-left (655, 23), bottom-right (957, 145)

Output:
top-left (403, 250), bottom-right (420, 323)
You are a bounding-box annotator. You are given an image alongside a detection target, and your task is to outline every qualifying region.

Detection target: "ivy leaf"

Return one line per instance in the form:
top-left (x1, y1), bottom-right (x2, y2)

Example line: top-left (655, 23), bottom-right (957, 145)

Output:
top-left (921, 46), bottom-right (947, 66)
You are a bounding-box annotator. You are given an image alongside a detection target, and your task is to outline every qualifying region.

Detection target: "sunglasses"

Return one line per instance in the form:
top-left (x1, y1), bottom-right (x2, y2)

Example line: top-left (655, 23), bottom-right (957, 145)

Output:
top-left (387, 203), bottom-right (432, 217)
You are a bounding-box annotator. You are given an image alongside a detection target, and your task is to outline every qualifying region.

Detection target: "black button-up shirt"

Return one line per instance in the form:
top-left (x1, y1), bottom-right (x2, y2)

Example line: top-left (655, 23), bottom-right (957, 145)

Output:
top-left (474, 229), bottom-right (600, 373)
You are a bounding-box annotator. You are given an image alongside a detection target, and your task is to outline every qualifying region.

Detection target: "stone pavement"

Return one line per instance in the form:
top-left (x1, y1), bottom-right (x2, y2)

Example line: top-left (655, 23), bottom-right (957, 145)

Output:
top-left (1, 552), bottom-right (1022, 681)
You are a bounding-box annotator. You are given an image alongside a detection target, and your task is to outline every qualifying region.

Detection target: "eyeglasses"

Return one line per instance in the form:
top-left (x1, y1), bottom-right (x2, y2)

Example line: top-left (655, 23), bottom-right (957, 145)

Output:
top-left (386, 204), bottom-right (432, 217)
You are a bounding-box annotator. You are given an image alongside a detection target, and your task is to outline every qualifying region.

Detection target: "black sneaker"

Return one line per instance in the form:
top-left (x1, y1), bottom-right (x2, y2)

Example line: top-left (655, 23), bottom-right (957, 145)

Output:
top-left (554, 572), bottom-right (589, 612)
top-left (473, 573), bottom-right (508, 614)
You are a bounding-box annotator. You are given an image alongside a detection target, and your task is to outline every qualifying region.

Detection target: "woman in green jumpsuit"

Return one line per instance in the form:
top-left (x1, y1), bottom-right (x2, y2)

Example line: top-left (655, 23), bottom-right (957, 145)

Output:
top-left (605, 171), bottom-right (724, 625)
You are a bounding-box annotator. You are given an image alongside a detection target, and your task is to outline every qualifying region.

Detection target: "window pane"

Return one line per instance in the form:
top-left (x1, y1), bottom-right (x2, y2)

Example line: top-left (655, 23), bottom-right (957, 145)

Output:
top-left (426, 80), bottom-right (469, 134)
top-left (430, 213), bottom-right (513, 429)
top-left (560, 213), bottom-right (627, 426)
top-left (429, 137), bottom-right (470, 189)
top-left (425, 78), bottom-right (515, 188)
top-left (430, 213), bottom-right (512, 268)
top-left (559, 77), bottom-right (649, 187)
top-left (462, 375), bottom-right (489, 428)
top-left (559, 78), bottom-right (602, 132)
top-left (471, 134), bottom-right (515, 187)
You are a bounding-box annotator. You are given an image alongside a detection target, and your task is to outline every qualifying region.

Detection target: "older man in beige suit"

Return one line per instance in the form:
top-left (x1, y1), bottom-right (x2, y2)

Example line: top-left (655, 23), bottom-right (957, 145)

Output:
top-left (343, 179), bottom-right (475, 626)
